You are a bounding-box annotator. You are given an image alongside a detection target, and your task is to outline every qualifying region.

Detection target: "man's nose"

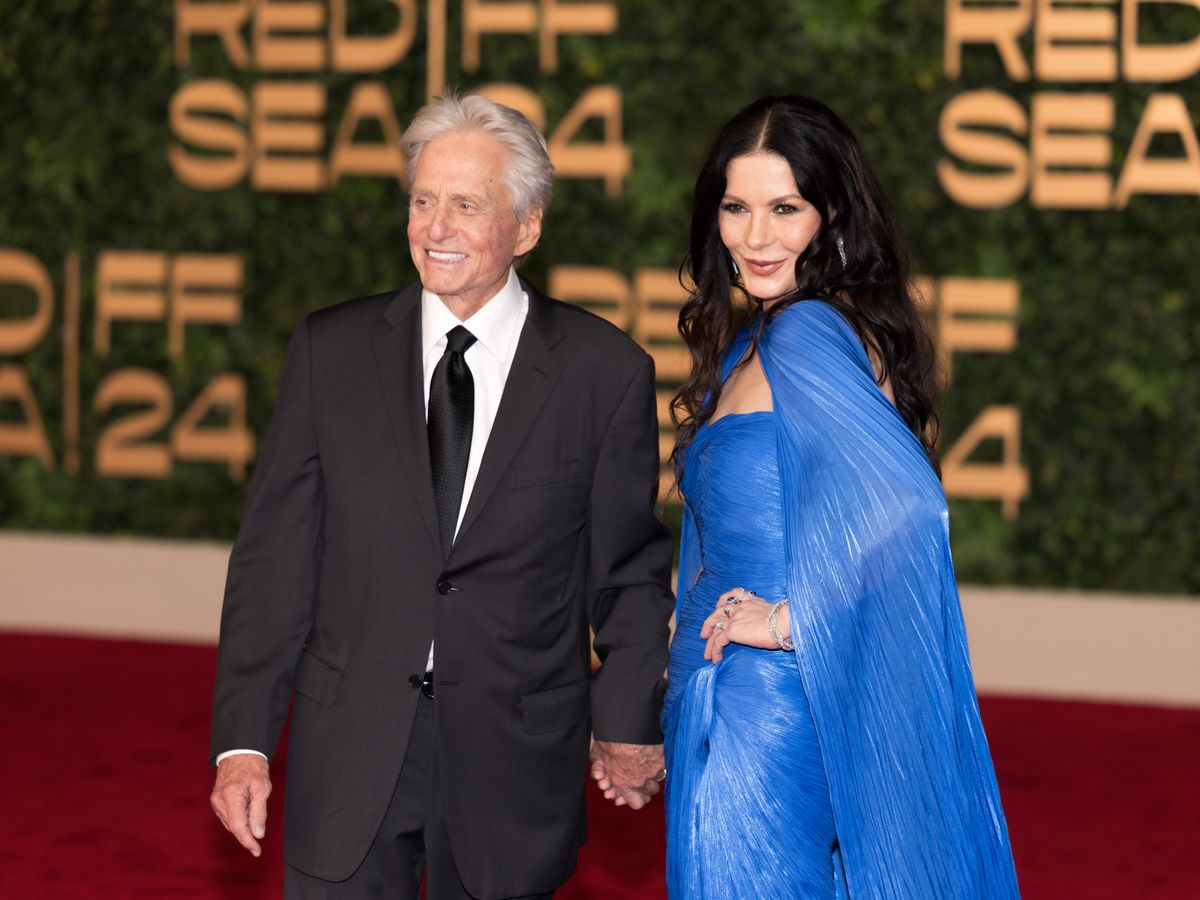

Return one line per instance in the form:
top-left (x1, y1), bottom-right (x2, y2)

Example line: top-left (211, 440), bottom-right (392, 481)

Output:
top-left (428, 204), bottom-right (454, 240)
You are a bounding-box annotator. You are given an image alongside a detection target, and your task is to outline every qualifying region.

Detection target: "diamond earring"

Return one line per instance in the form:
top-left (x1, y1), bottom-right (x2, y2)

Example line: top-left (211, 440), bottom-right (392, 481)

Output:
top-left (836, 236), bottom-right (847, 267)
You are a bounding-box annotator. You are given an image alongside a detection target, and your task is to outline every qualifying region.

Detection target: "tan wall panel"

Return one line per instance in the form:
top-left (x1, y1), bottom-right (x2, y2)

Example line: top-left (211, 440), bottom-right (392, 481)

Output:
top-left (1, 532), bottom-right (1197, 706)
top-left (960, 585), bottom-right (1200, 707)
top-left (0, 531), bottom-right (229, 644)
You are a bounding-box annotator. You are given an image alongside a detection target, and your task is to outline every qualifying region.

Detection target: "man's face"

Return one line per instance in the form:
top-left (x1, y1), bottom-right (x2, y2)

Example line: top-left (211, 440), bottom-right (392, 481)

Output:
top-left (407, 129), bottom-right (542, 316)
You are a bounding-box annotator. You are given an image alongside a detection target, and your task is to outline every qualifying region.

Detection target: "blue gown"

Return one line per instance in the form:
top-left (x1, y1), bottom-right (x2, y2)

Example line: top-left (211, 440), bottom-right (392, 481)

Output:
top-left (663, 301), bottom-right (1020, 899)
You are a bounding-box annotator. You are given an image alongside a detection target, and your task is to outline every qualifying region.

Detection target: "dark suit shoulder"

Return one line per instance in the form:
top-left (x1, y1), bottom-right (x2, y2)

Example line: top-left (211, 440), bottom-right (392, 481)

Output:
top-left (542, 295), bottom-right (651, 372)
top-left (306, 287), bottom-right (412, 328)
top-left (299, 286), bottom-right (418, 348)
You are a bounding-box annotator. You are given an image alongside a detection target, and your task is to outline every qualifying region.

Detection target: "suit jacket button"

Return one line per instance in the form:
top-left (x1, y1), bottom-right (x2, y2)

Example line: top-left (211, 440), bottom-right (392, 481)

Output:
top-left (436, 579), bottom-right (452, 595)
top-left (409, 674), bottom-right (423, 689)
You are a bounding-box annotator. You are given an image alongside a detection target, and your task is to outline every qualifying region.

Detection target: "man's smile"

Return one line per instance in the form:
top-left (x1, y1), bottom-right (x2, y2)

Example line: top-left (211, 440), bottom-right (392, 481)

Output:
top-left (426, 249), bottom-right (468, 262)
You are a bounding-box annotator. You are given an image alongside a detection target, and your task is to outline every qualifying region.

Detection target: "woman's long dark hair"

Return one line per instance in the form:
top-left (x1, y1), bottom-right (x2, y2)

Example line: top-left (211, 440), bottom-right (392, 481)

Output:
top-left (670, 95), bottom-right (940, 476)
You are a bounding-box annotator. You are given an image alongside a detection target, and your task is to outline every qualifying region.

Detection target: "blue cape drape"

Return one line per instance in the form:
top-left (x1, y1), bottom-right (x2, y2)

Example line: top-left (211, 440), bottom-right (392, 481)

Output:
top-left (675, 300), bottom-right (1020, 898)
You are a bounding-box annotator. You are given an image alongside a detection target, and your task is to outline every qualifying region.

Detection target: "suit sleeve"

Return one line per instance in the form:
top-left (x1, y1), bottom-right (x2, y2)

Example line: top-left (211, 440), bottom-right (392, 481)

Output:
top-left (209, 316), bottom-right (325, 765)
top-left (586, 353), bottom-right (674, 744)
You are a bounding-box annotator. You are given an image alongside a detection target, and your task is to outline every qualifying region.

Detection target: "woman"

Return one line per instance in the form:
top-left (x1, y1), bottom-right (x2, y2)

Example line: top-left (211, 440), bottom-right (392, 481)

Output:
top-left (662, 96), bottom-right (1020, 898)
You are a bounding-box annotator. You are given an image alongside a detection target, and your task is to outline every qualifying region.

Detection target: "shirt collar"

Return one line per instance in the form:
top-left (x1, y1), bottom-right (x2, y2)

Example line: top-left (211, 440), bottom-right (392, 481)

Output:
top-left (421, 267), bottom-right (527, 366)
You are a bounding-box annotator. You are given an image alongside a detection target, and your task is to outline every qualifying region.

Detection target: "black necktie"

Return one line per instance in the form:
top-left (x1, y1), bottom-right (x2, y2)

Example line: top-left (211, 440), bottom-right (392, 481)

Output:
top-left (428, 325), bottom-right (477, 557)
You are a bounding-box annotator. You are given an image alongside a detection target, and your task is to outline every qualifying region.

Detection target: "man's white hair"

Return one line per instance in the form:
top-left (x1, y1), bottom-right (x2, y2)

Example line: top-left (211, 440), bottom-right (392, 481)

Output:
top-left (401, 91), bottom-right (553, 220)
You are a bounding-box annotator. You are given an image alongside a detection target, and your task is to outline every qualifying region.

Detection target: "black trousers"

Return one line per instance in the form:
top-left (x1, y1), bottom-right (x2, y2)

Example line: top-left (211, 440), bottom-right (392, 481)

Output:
top-left (284, 693), bottom-right (554, 900)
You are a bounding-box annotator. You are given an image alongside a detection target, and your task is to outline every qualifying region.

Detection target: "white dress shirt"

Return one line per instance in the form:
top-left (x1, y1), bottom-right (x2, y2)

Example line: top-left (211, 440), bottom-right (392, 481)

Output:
top-left (420, 266), bottom-right (528, 541)
top-left (216, 269), bottom-right (528, 766)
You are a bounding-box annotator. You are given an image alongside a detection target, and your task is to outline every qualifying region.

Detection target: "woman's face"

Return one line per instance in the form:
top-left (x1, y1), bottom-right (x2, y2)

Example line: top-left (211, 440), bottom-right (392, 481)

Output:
top-left (718, 151), bottom-right (823, 304)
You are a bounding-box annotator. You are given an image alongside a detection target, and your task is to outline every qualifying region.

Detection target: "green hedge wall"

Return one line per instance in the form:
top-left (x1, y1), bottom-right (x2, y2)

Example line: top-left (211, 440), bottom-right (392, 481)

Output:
top-left (1, 1), bottom-right (1197, 593)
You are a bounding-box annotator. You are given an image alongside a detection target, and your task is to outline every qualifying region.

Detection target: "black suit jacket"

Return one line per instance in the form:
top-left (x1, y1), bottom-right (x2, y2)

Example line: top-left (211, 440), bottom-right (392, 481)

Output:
top-left (210, 280), bottom-right (674, 897)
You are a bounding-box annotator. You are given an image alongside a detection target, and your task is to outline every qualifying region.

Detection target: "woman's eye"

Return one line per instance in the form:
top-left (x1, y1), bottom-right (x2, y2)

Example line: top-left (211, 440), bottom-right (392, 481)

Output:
top-left (720, 202), bottom-right (745, 214)
top-left (774, 204), bottom-right (799, 215)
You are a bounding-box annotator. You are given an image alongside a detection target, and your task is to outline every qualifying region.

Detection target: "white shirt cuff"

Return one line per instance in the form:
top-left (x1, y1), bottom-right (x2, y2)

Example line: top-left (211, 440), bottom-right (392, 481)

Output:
top-left (216, 748), bottom-right (268, 765)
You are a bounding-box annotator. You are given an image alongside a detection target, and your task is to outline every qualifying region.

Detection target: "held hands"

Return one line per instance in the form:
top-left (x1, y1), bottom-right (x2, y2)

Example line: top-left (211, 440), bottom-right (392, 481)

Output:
top-left (700, 587), bottom-right (791, 664)
top-left (588, 739), bottom-right (666, 810)
top-left (210, 754), bottom-right (272, 857)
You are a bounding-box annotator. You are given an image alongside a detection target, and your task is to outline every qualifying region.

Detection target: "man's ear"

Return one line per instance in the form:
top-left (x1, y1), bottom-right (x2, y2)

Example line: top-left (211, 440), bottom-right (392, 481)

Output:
top-left (515, 206), bottom-right (544, 257)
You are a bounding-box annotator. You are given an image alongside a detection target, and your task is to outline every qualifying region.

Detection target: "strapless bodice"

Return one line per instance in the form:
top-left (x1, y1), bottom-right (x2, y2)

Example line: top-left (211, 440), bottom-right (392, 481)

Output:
top-left (668, 411), bottom-right (789, 700)
top-left (681, 410), bottom-right (786, 598)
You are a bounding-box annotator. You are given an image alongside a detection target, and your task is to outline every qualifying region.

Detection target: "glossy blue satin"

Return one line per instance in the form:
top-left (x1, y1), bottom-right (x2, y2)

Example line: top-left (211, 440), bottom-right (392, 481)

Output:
top-left (663, 301), bottom-right (1020, 899)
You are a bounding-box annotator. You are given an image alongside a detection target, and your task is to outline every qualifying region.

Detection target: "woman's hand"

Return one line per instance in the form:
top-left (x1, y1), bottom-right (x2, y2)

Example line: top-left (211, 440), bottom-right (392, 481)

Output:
top-left (699, 587), bottom-right (791, 664)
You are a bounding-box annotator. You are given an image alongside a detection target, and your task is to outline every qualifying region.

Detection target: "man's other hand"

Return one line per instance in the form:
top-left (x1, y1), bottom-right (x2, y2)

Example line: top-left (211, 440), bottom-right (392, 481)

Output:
top-left (589, 740), bottom-right (665, 810)
top-left (211, 754), bottom-right (272, 857)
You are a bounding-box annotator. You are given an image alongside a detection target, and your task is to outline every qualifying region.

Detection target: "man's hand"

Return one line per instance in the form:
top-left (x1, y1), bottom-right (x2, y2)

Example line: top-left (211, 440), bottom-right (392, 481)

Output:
top-left (211, 754), bottom-right (272, 857)
top-left (588, 740), bottom-right (665, 810)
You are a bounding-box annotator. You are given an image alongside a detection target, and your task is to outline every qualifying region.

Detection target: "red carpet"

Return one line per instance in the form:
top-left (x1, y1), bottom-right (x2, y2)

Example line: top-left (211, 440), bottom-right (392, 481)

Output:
top-left (1, 633), bottom-right (1197, 899)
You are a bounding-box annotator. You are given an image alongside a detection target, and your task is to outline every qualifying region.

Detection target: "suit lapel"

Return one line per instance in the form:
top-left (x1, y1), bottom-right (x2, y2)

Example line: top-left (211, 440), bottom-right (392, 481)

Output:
top-left (455, 281), bottom-right (565, 549)
top-left (371, 284), bottom-right (442, 553)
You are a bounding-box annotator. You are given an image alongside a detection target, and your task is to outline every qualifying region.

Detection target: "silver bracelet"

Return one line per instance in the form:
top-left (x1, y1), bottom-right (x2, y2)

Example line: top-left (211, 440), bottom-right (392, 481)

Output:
top-left (766, 599), bottom-right (794, 651)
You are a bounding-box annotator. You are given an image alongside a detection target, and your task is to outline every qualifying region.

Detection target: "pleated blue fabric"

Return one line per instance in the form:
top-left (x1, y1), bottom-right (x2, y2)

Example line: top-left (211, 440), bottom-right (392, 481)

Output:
top-left (663, 300), bottom-right (1020, 899)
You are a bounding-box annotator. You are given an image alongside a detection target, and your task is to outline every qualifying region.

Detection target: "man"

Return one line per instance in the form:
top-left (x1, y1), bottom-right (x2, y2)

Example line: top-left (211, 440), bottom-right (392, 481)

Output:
top-left (209, 92), bottom-right (673, 899)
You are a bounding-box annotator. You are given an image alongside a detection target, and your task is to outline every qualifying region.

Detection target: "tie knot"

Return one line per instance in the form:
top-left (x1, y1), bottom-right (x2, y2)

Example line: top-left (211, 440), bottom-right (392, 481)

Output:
top-left (444, 325), bottom-right (477, 355)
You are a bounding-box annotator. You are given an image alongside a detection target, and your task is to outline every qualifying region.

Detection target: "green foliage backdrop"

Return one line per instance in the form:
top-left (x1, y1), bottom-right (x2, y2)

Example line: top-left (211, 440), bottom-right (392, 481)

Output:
top-left (1, 1), bottom-right (1197, 593)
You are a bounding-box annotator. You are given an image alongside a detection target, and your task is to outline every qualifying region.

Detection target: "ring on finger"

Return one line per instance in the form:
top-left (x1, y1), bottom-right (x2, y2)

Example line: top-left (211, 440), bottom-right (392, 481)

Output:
top-left (722, 606), bottom-right (732, 618)
top-left (714, 619), bottom-right (728, 631)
